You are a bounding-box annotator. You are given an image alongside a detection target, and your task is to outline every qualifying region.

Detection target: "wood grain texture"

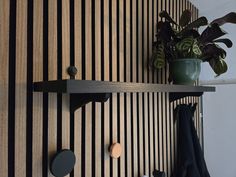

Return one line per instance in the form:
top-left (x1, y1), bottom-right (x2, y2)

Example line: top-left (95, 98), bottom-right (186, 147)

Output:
top-left (61, 2), bottom-right (70, 170)
top-left (119, 0), bottom-right (125, 175)
top-left (137, 0), bottom-right (144, 174)
top-left (15, 0), bottom-right (27, 176)
top-left (0, 0), bottom-right (9, 176)
top-left (48, 0), bottom-right (58, 176)
top-left (125, 0), bottom-right (132, 176)
top-left (74, 0), bottom-right (82, 175)
top-left (111, 0), bottom-right (118, 176)
top-left (95, 0), bottom-right (102, 176)
top-left (85, 0), bottom-right (92, 176)
top-left (32, 0), bottom-right (43, 176)
top-left (131, 0), bottom-right (138, 176)
top-left (61, 0), bottom-right (70, 174)
top-left (0, 0), bottom-right (202, 177)
top-left (103, 0), bottom-right (110, 176)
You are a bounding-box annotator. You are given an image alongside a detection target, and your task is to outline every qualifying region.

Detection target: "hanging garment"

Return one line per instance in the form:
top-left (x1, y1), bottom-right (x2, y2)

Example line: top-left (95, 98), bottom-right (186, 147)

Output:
top-left (172, 104), bottom-right (210, 177)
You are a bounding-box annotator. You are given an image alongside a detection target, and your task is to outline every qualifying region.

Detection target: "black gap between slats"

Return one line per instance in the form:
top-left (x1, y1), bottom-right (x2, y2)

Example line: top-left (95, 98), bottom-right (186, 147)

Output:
top-left (42, 0), bottom-right (49, 176)
top-left (130, 0), bottom-right (135, 176)
top-left (151, 1), bottom-right (156, 171)
top-left (123, 0), bottom-right (128, 176)
top-left (136, 0), bottom-right (140, 175)
top-left (109, 0), bottom-right (113, 176)
top-left (70, 0), bottom-right (75, 177)
top-left (101, 0), bottom-right (105, 175)
top-left (116, 0), bottom-right (121, 176)
top-left (147, 0), bottom-right (151, 176)
top-left (26, 0), bottom-right (34, 176)
top-left (57, 0), bottom-right (62, 152)
top-left (91, 0), bottom-right (96, 176)
top-left (8, 0), bottom-right (17, 176)
top-left (141, 0), bottom-right (146, 174)
top-left (81, 0), bottom-right (86, 176)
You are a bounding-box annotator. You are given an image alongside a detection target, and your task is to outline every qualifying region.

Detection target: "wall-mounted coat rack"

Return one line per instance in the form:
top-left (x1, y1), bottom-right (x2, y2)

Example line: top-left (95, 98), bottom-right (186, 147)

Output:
top-left (33, 67), bottom-right (215, 112)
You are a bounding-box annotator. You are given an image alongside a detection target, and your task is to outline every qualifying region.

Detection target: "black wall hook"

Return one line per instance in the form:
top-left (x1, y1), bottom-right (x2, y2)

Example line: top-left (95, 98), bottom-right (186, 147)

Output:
top-left (153, 169), bottom-right (166, 177)
top-left (50, 149), bottom-right (76, 177)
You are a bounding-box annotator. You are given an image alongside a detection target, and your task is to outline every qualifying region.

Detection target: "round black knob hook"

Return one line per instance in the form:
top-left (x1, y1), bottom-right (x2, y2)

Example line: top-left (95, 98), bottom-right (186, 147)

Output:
top-left (50, 149), bottom-right (76, 177)
top-left (67, 66), bottom-right (78, 79)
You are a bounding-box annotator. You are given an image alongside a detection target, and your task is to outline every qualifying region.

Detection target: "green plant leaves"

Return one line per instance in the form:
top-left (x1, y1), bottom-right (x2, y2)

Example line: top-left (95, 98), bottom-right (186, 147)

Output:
top-left (159, 11), bottom-right (178, 25)
top-left (175, 37), bottom-right (201, 58)
top-left (213, 38), bottom-right (233, 48)
top-left (211, 12), bottom-right (236, 26)
top-left (209, 58), bottom-right (228, 76)
top-left (153, 10), bottom-right (236, 76)
top-left (192, 40), bottom-right (202, 57)
top-left (152, 43), bottom-right (165, 69)
top-left (176, 37), bottom-right (194, 55)
top-left (180, 10), bottom-right (192, 27)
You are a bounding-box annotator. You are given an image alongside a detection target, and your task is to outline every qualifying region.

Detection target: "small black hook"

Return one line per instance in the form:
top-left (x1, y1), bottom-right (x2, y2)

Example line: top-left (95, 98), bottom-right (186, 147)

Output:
top-left (153, 169), bottom-right (166, 177)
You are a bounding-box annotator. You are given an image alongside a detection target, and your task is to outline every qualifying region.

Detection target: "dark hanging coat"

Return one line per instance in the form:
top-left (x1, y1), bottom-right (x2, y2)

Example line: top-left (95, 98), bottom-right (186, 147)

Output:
top-left (173, 104), bottom-right (210, 177)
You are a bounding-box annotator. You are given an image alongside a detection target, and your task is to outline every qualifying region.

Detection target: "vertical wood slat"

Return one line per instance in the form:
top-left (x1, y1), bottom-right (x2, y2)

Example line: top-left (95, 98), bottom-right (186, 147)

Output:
top-left (48, 1), bottom-right (57, 177)
top-left (94, 0), bottom-right (102, 176)
top-left (143, 0), bottom-right (149, 175)
top-left (125, 2), bottom-right (132, 177)
top-left (0, 0), bottom-right (9, 176)
top-left (137, 0), bottom-right (144, 175)
top-left (118, 0), bottom-right (125, 176)
top-left (148, 0), bottom-right (154, 175)
top-left (32, 0), bottom-right (43, 176)
top-left (103, 0), bottom-right (110, 175)
top-left (15, 0), bottom-right (27, 176)
top-left (85, 0), bottom-right (93, 176)
top-left (61, 2), bottom-right (70, 170)
top-left (157, 0), bottom-right (163, 172)
top-left (111, 0), bottom-right (118, 175)
top-left (153, 0), bottom-right (159, 170)
top-left (166, 0), bottom-right (171, 175)
top-left (74, 0), bottom-right (82, 175)
top-left (131, 0), bottom-right (138, 176)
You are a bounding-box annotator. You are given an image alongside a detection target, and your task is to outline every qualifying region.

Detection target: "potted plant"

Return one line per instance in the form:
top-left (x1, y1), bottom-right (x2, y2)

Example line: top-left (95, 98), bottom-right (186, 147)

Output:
top-left (152, 10), bottom-right (236, 85)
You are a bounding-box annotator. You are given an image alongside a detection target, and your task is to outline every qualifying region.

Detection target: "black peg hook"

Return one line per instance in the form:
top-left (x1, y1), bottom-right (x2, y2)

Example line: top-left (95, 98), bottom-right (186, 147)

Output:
top-left (67, 66), bottom-right (78, 79)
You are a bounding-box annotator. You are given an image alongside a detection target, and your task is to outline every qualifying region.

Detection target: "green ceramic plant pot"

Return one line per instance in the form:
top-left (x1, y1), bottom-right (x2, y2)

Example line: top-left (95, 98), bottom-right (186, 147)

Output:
top-left (169, 58), bottom-right (201, 85)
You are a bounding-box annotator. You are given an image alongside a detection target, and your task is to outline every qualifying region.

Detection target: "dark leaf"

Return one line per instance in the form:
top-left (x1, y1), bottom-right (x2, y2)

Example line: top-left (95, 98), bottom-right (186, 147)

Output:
top-left (156, 21), bottom-right (164, 33)
top-left (202, 44), bottom-right (226, 61)
top-left (199, 23), bottom-right (227, 43)
top-left (183, 16), bottom-right (208, 30)
top-left (213, 38), bottom-right (233, 48)
top-left (158, 22), bottom-right (176, 43)
top-left (180, 10), bottom-right (192, 27)
top-left (209, 58), bottom-right (228, 76)
top-left (181, 29), bottom-right (200, 38)
top-left (159, 11), bottom-right (178, 25)
top-left (211, 12), bottom-right (236, 26)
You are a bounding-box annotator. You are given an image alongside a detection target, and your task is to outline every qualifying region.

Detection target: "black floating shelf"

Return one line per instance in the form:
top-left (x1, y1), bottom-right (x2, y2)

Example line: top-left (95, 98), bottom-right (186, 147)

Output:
top-left (33, 79), bottom-right (215, 112)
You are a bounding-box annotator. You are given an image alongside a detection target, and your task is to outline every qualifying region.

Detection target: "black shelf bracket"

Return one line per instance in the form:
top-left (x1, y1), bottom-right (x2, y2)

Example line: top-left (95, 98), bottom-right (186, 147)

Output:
top-left (70, 93), bottom-right (111, 112)
top-left (169, 92), bottom-right (203, 102)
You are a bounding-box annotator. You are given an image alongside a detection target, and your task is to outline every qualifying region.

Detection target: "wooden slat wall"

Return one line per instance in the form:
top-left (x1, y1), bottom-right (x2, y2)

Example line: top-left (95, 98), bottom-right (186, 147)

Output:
top-left (0, 0), bottom-right (202, 177)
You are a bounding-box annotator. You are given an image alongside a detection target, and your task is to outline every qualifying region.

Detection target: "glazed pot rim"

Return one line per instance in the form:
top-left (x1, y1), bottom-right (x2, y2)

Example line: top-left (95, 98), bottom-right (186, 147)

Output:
top-left (170, 58), bottom-right (202, 62)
